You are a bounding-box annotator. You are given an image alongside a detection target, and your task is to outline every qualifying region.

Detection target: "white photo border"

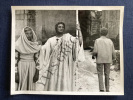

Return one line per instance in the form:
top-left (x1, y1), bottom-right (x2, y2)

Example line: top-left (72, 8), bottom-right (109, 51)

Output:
top-left (11, 6), bottom-right (124, 95)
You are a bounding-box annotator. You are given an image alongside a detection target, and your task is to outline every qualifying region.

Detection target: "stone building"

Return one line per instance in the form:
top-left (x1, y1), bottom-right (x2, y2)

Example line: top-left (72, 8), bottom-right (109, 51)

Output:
top-left (15, 10), bottom-right (120, 49)
top-left (15, 10), bottom-right (76, 44)
top-left (79, 10), bottom-right (120, 50)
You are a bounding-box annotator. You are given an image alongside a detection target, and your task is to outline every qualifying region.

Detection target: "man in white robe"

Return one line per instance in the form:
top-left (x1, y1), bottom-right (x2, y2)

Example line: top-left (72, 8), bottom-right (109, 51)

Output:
top-left (36, 22), bottom-right (85, 91)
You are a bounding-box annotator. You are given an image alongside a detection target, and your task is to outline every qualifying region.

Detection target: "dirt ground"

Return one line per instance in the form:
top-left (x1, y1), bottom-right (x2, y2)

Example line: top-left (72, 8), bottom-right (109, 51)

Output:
top-left (76, 50), bottom-right (121, 92)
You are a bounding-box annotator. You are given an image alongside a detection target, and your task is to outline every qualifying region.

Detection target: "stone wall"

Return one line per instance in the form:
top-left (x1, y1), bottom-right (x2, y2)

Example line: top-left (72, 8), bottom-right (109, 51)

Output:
top-left (15, 10), bottom-right (76, 44)
top-left (35, 10), bottom-right (76, 44)
top-left (79, 10), bottom-right (120, 50)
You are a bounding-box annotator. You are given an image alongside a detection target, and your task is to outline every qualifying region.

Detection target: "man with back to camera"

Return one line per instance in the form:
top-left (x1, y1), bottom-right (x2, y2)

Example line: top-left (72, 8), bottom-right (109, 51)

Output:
top-left (92, 27), bottom-right (116, 92)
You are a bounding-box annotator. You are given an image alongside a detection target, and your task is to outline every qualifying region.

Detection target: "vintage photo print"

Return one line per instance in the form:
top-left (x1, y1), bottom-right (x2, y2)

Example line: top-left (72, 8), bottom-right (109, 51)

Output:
top-left (11, 6), bottom-right (124, 95)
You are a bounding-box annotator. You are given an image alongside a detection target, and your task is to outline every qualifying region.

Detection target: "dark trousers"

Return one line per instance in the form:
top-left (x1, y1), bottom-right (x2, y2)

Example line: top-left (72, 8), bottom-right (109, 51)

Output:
top-left (97, 63), bottom-right (110, 91)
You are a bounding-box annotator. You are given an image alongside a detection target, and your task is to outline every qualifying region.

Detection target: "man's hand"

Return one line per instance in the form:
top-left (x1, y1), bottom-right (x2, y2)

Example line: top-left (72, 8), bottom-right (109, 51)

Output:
top-left (92, 52), bottom-right (97, 59)
top-left (76, 24), bottom-right (83, 46)
top-left (76, 24), bottom-right (81, 31)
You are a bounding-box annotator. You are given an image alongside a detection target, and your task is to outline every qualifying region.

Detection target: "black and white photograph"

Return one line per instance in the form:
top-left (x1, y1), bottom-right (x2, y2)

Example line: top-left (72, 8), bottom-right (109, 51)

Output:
top-left (11, 6), bottom-right (124, 95)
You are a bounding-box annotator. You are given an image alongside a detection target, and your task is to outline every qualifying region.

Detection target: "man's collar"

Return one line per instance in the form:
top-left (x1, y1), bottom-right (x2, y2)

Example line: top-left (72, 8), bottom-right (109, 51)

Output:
top-left (100, 36), bottom-right (107, 38)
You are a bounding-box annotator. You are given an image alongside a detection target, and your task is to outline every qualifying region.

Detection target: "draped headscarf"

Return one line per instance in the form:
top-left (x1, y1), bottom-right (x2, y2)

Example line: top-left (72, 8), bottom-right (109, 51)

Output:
top-left (15, 26), bottom-right (41, 54)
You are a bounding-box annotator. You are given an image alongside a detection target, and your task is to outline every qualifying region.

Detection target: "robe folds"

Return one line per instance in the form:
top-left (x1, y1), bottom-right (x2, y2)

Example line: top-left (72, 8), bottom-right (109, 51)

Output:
top-left (36, 33), bottom-right (85, 91)
top-left (15, 26), bottom-right (41, 91)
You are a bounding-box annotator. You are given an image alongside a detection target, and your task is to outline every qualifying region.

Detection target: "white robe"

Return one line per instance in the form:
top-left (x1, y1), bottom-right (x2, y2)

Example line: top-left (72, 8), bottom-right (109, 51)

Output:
top-left (36, 33), bottom-right (85, 91)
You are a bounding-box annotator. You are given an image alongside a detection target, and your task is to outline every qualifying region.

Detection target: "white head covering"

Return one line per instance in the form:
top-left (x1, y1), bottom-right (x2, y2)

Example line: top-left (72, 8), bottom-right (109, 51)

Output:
top-left (15, 26), bottom-right (41, 54)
